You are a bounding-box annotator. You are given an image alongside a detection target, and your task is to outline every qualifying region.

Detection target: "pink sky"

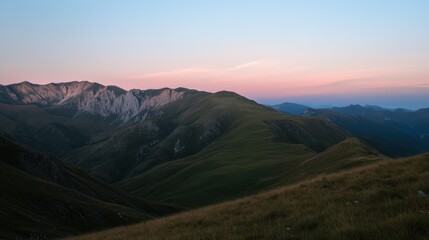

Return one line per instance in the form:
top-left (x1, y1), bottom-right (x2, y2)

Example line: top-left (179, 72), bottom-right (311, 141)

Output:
top-left (1, 1), bottom-right (429, 108)
top-left (2, 60), bottom-right (428, 103)
top-left (90, 61), bottom-right (428, 100)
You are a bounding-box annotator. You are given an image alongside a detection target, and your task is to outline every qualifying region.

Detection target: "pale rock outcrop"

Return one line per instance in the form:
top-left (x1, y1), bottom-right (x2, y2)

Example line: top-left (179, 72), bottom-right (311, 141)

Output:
top-left (0, 81), bottom-right (186, 124)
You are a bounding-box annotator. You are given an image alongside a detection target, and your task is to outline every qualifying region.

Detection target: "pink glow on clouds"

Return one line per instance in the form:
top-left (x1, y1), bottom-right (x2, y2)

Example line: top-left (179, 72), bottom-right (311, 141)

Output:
top-left (1, 60), bottom-right (428, 101)
top-left (94, 61), bottom-right (429, 99)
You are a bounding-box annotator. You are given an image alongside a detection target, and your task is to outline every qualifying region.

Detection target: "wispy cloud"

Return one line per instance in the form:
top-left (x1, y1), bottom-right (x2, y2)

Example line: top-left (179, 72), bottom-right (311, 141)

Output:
top-left (227, 60), bottom-right (271, 71)
top-left (316, 77), bottom-right (376, 88)
top-left (417, 83), bottom-right (429, 88)
top-left (127, 60), bottom-right (281, 81)
top-left (109, 62), bottom-right (429, 102)
top-left (133, 68), bottom-right (211, 79)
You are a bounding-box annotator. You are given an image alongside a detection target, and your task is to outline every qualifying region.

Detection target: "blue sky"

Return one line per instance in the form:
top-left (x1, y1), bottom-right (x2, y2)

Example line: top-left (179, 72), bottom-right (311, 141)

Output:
top-left (1, 0), bottom-right (429, 108)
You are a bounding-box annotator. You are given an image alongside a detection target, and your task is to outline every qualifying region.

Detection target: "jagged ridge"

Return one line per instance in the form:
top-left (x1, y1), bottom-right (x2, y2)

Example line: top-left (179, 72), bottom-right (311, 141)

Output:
top-left (0, 81), bottom-right (186, 124)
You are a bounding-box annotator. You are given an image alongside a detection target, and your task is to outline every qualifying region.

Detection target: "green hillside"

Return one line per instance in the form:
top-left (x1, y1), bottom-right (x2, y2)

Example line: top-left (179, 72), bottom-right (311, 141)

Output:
top-left (0, 135), bottom-right (177, 239)
top-left (67, 91), bottom-right (350, 183)
top-left (69, 154), bottom-right (429, 240)
top-left (1, 90), bottom-right (387, 212)
top-left (116, 92), bottom-right (383, 207)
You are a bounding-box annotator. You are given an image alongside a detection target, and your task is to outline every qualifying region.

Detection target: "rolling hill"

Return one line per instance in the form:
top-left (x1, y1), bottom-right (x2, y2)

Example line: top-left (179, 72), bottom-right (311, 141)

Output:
top-left (0, 82), bottom-right (388, 210)
top-left (114, 92), bottom-right (384, 208)
top-left (69, 153), bottom-right (429, 240)
top-left (67, 90), bottom-right (352, 183)
top-left (0, 134), bottom-right (177, 239)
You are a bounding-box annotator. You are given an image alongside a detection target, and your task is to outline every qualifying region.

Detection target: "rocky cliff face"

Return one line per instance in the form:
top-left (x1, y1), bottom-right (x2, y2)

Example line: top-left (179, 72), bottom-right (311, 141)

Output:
top-left (0, 81), bottom-right (186, 124)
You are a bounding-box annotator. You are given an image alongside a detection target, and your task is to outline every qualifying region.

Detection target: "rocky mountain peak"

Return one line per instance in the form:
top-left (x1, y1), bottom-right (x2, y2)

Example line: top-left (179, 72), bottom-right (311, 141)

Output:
top-left (0, 81), bottom-right (187, 124)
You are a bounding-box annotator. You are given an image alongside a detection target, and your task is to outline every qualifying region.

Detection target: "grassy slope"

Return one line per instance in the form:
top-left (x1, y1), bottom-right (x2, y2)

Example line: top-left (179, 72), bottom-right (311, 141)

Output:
top-left (118, 92), bottom-right (382, 208)
top-left (70, 154), bottom-right (429, 240)
top-left (0, 136), bottom-right (177, 239)
top-left (0, 161), bottom-right (150, 239)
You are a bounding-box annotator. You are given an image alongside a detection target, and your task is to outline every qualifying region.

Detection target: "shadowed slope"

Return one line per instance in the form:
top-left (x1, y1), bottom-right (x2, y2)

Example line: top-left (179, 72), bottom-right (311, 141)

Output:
top-left (0, 135), bottom-right (178, 239)
top-left (0, 103), bottom-right (118, 155)
top-left (304, 107), bottom-right (429, 157)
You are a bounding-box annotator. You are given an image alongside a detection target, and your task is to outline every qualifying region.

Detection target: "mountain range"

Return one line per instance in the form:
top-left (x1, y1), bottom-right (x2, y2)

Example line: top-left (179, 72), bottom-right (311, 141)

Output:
top-left (272, 102), bottom-right (429, 157)
top-left (0, 81), bottom-right (186, 124)
top-left (0, 81), bottom-right (426, 239)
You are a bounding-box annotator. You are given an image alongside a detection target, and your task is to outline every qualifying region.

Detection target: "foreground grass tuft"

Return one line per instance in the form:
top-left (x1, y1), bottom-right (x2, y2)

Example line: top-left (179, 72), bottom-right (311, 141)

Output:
top-left (70, 154), bottom-right (429, 240)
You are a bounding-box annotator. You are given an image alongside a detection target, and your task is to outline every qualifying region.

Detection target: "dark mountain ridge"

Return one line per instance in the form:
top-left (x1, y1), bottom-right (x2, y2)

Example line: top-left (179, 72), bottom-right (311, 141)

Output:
top-left (271, 102), bottom-right (311, 115)
top-left (0, 134), bottom-right (177, 239)
top-left (304, 106), bottom-right (429, 157)
top-left (271, 102), bottom-right (429, 157)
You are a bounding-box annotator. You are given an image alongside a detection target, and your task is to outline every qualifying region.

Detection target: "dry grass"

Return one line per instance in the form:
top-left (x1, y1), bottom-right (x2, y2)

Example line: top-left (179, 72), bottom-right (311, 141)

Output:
top-left (69, 154), bottom-right (429, 240)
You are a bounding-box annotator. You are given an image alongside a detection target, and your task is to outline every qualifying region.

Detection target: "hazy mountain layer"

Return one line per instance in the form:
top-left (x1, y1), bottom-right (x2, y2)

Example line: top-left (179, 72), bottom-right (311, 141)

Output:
top-left (271, 102), bottom-right (311, 115)
top-left (304, 106), bottom-right (429, 157)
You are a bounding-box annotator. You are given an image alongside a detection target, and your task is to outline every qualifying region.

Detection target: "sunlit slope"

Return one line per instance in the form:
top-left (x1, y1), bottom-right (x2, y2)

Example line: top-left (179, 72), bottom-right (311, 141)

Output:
top-left (70, 154), bottom-right (429, 240)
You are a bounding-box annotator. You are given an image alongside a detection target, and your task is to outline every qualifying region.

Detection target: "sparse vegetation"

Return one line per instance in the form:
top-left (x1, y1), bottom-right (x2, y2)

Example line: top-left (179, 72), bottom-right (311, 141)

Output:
top-left (69, 154), bottom-right (429, 240)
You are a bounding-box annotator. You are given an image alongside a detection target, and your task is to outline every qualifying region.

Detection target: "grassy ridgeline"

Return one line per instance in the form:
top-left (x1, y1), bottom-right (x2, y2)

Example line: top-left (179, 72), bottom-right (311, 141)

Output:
top-left (117, 92), bottom-right (371, 208)
top-left (70, 154), bottom-right (429, 240)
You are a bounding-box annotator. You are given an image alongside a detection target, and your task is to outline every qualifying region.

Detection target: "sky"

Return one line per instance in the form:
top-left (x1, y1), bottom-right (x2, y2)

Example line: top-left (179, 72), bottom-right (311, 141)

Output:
top-left (1, 0), bottom-right (429, 109)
